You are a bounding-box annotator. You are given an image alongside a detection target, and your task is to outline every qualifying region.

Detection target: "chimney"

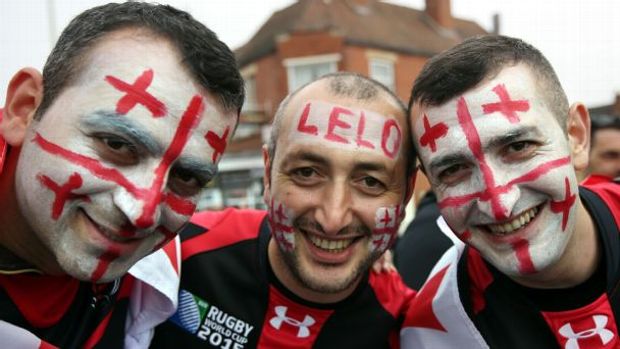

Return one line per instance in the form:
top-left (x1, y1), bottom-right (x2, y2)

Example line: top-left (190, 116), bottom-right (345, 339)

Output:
top-left (425, 0), bottom-right (453, 29)
top-left (492, 13), bottom-right (501, 34)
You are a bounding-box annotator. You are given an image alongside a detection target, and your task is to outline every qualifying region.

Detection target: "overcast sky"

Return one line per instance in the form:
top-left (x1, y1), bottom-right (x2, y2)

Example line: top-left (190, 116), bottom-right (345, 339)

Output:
top-left (1, 0), bottom-right (619, 107)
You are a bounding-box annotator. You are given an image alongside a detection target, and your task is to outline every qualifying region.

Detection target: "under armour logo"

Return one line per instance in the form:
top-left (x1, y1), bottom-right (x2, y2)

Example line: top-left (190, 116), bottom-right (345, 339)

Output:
top-left (269, 306), bottom-right (315, 338)
top-left (559, 315), bottom-right (614, 349)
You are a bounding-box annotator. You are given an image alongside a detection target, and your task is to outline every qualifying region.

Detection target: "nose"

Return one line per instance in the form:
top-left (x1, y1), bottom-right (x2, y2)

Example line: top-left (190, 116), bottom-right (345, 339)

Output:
top-left (314, 180), bottom-right (353, 235)
top-left (113, 187), bottom-right (162, 232)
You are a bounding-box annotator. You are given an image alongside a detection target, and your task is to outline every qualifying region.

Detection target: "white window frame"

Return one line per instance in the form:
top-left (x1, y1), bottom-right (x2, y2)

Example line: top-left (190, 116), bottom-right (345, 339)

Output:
top-left (284, 53), bottom-right (341, 93)
top-left (369, 57), bottom-right (395, 91)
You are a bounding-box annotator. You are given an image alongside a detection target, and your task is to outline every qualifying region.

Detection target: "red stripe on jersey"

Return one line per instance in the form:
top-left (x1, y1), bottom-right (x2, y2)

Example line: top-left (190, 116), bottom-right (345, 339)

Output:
top-left (183, 208), bottom-right (267, 261)
top-left (467, 249), bottom-right (494, 314)
top-left (258, 286), bottom-right (334, 348)
top-left (584, 181), bottom-right (620, 229)
top-left (368, 270), bottom-right (416, 319)
top-left (162, 238), bottom-right (179, 274)
top-left (0, 274), bottom-right (79, 327)
top-left (542, 293), bottom-right (619, 349)
top-left (38, 341), bottom-right (58, 349)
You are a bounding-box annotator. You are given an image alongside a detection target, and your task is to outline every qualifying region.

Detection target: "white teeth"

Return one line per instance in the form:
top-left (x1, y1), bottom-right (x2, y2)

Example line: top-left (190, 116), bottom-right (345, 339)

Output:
top-left (308, 235), bottom-right (354, 253)
top-left (486, 206), bottom-right (539, 235)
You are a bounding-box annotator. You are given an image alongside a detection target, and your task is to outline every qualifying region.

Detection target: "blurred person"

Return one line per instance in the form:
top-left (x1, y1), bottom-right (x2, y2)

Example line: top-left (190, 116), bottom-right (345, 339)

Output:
top-left (401, 35), bottom-right (620, 348)
top-left (0, 2), bottom-right (243, 347)
top-left (584, 113), bottom-right (620, 182)
top-left (151, 72), bottom-right (416, 348)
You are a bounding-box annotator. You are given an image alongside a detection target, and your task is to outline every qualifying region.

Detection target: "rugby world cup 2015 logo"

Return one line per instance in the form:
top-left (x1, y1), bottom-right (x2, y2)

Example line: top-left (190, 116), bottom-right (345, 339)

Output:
top-left (170, 289), bottom-right (209, 334)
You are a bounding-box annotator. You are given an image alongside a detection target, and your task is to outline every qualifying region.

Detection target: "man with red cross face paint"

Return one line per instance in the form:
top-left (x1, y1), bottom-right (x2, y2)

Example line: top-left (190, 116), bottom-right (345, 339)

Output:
top-left (152, 73), bottom-right (416, 348)
top-left (400, 35), bottom-right (620, 349)
top-left (0, 3), bottom-right (243, 348)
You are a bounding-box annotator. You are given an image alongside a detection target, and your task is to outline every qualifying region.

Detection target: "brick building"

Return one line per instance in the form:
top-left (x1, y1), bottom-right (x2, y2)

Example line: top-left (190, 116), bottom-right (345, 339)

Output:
top-left (202, 0), bottom-right (487, 209)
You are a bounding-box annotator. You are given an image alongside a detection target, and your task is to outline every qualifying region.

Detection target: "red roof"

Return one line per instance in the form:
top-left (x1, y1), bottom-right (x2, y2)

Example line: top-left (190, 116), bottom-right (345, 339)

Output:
top-left (236, 0), bottom-right (487, 66)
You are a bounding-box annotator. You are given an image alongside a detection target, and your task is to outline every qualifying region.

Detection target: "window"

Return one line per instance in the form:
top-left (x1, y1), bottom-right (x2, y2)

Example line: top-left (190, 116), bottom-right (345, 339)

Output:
top-left (285, 54), bottom-right (340, 92)
top-left (369, 58), bottom-right (395, 91)
top-left (242, 75), bottom-right (258, 112)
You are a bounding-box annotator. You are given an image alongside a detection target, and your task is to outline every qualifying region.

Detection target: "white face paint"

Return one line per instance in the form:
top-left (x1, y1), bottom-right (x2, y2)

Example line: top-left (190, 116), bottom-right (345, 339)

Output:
top-left (266, 94), bottom-right (409, 294)
top-left (290, 100), bottom-right (402, 160)
top-left (413, 64), bottom-right (579, 276)
top-left (370, 205), bottom-right (403, 254)
top-left (15, 30), bottom-right (236, 282)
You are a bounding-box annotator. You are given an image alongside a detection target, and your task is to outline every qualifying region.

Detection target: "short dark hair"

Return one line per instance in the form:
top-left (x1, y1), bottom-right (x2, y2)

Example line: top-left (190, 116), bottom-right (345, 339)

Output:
top-left (409, 35), bottom-right (568, 125)
top-left (591, 114), bottom-right (620, 146)
top-left (268, 72), bottom-right (416, 178)
top-left (36, 2), bottom-right (244, 119)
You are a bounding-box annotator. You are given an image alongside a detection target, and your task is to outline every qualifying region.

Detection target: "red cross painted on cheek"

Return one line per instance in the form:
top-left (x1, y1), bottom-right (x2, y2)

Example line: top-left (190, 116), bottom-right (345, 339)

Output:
top-left (482, 84), bottom-right (530, 123)
top-left (105, 69), bottom-right (167, 117)
top-left (205, 126), bottom-right (230, 163)
top-left (38, 172), bottom-right (90, 220)
top-left (550, 177), bottom-right (576, 231)
top-left (419, 114), bottom-right (448, 152)
top-left (269, 200), bottom-right (295, 251)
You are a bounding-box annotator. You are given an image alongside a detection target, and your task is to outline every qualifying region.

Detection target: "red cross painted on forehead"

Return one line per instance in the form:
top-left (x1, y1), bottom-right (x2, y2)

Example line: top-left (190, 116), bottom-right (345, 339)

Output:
top-left (38, 172), bottom-right (90, 220)
top-left (482, 84), bottom-right (530, 123)
top-left (550, 177), bottom-right (576, 231)
top-left (437, 97), bottom-right (571, 221)
top-left (419, 114), bottom-right (448, 153)
top-left (105, 69), bottom-right (167, 117)
top-left (205, 126), bottom-right (230, 163)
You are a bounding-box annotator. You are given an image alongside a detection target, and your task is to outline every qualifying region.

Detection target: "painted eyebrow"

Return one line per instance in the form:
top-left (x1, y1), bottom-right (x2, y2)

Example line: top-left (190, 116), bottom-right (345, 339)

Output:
top-left (484, 126), bottom-right (543, 151)
top-left (428, 153), bottom-right (469, 174)
top-left (81, 110), bottom-right (163, 155)
top-left (173, 157), bottom-right (218, 184)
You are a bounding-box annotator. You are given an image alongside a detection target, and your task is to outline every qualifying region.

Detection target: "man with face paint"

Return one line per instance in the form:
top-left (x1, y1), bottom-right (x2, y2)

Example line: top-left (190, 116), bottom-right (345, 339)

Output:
top-left (0, 3), bottom-right (243, 348)
top-left (400, 35), bottom-right (620, 349)
top-left (152, 72), bottom-right (416, 348)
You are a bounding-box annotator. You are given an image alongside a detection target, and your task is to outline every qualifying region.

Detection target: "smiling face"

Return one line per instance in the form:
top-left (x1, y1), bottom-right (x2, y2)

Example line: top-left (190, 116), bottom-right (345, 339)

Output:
top-left (264, 80), bottom-right (410, 297)
top-left (412, 64), bottom-right (586, 277)
top-left (14, 29), bottom-right (236, 282)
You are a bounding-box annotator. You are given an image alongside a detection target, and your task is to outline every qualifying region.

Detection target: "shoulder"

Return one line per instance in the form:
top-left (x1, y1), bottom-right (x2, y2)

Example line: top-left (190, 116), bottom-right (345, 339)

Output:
top-left (180, 208), bottom-right (268, 261)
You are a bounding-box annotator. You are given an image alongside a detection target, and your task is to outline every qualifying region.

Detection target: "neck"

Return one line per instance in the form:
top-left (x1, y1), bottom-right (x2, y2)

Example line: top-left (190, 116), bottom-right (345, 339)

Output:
top-left (511, 198), bottom-right (599, 289)
top-left (267, 239), bottom-right (360, 304)
top-left (0, 147), bottom-right (63, 275)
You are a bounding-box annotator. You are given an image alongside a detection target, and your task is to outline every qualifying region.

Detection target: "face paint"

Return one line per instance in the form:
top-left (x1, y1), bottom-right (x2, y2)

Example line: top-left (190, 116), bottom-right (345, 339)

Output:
top-left (105, 69), bottom-right (167, 117)
top-left (267, 92), bottom-right (410, 295)
top-left (414, 64), bottom-right (580, 277)
top-left (15, 33), bottom-right (236, 282)
top-left (370, 205), bottom-right (402, 254)
top-left (205, 126), bottom-right (230, 163)
top-left (292, 100), bottom-right (402, 159)
top-left (37, 172), bottom-right (90, 220)
top-left (268, 198), bottom-right (296, 252)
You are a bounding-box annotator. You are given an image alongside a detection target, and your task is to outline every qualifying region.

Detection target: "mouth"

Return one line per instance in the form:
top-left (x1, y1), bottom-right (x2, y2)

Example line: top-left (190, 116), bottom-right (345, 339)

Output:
top-left (81, 209), bottom-right (142, 244)
top-left (482, 204), bottom-right (542, 237)
top-left (307, 234), bottom-right (357, 253)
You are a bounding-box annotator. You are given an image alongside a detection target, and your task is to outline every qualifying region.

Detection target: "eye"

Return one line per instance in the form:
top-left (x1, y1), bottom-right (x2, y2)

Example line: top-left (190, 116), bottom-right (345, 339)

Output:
top-left (168, 167), bottom-right (207, 197)
top-left (437, 164), bottom-right (470, 186)
top-left (94, 134), bottom-right (138, 165)
top-left (290, 167), bottom-right (322, 186)
top-left (504, 140), bottom-right (538, 161)
top-left (357, 176), bottom-right (386, 195)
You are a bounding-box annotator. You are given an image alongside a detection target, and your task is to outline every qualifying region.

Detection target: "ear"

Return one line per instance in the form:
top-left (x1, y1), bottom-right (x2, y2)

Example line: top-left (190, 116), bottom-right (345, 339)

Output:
top-left (262, 144), bottom-right (272, 205)
top-left (566, 102), bottom-right (590, 172)
top-left (1, 68), bottom-right (43, 146)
